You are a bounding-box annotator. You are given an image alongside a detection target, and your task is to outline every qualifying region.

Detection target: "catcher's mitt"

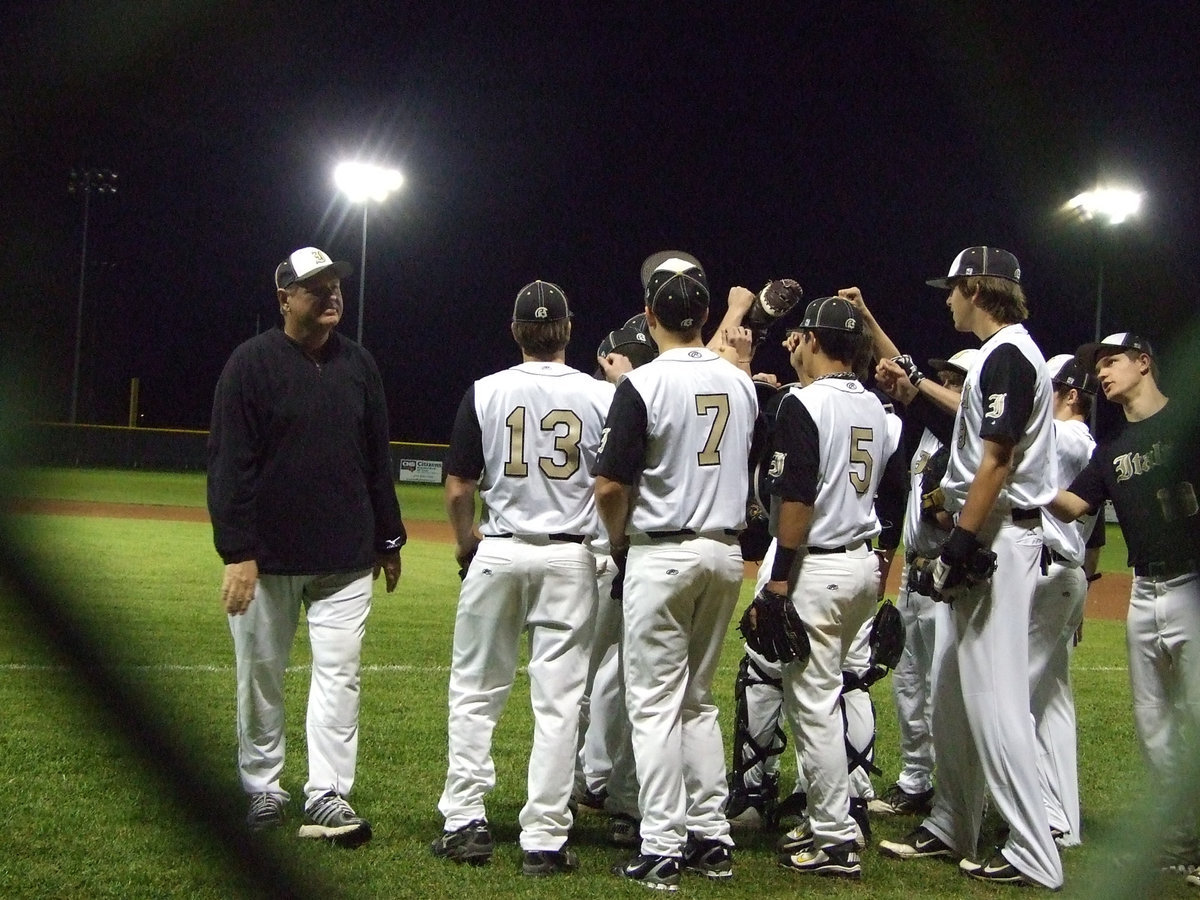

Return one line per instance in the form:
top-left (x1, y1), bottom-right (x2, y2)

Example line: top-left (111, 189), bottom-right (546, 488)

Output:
top-left (868, 599), bottom-right (905, 669)
top-left (738, 588), bottom-right (810, 665)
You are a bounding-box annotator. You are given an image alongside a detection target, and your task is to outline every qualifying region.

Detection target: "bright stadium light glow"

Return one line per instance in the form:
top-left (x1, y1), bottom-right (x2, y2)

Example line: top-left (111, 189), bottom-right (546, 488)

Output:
top-left (334, 162), bottom-right (404, 203)
top-left (1065, 187), bottom-right (1143, 225)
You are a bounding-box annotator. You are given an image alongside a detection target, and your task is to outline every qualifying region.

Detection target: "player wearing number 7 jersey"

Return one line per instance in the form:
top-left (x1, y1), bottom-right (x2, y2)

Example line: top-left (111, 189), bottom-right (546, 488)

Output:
top-left (595, 253), bottom-right (757, 888)
top-left (432, 281), bottom-right (616, 876)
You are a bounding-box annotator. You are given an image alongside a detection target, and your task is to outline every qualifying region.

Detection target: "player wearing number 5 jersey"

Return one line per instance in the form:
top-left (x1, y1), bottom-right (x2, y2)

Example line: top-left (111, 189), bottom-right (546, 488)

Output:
top-left (432, 281), bottom-right (614, 876)
top-left (596, 253), bottom-right (757, 889)
top-left (1048, 333), bottom-right (1200, 881)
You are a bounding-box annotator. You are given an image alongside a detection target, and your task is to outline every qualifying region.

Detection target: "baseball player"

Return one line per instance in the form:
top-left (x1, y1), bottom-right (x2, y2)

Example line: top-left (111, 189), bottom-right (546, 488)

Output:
top-left (207, 246), bottom-right (405, 847)
top-left (1047, 332), bottom-right (1200, 881)
top-left (763, 296), bottom-right (900, 881)
top-left (595, 253), bottom-right (757, 889)
top-left (876, 247), bottom-right (1063, 889)
top-left (1028, 353), bottom-right (1098, 848)
top-left (431, 281), bottom-right (614, 877)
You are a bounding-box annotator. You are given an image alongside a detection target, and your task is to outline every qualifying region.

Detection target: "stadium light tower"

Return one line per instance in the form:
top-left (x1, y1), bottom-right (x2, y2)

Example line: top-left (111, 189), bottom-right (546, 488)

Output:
top-left (1064, 186), bottom-right (1144, 343)
top-left (333, 162), bottom-right (404, 345)
top-left (67, 167), bottom-right (118, 424)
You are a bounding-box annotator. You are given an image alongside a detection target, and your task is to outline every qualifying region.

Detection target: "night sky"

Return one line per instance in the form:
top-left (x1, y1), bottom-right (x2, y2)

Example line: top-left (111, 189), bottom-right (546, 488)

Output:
top-left (6, 2), bottom-right (1198, 444)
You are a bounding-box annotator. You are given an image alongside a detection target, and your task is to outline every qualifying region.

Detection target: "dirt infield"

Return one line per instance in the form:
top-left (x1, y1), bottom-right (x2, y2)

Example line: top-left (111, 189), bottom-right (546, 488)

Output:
top-left (6, 498), bottom-right (1133, 621)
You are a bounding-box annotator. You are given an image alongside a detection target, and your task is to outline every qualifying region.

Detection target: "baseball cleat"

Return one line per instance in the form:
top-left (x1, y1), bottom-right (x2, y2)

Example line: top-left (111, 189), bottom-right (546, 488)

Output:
top-left (522, 846), bottom-right (579, 876)
top-left (609, 812), bottom-right (641, 847)
top-left (430, 818), bottom-right (493, 865)
top-left (682, 833), bottom-right (733, 879)
top-left (612, 853), bottom-right (681, 891)
top-left (868, 783), bottom-right (935, 816)
top-left (778, 839), bottom-right (861, 879)
top-left (298, 792), bottom-right (372, 848)
top-left (879, 825), bottom-right (955, 860)
top-left (959, 851), bottom-right (1036, 885)
top-left (1186, 865), bottom-right (1200, 887)
top-left (246, 792), bottom-right (285, 831)
top-left (777, 814), bottom-right (867, 854)
top-left (573, 786), bottom-right (608, 812)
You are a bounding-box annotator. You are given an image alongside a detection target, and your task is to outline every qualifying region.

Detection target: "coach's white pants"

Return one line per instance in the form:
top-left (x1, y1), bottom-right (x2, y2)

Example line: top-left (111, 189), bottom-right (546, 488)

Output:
top-left (1126, 571), bottom-right (1200, 854)
top-left (229, 570), bottom-right (372, 805)
top-left (782, 544), bottom-right (878, 849)
top-left (623, 535), bottom-right (742, 857)
top-left (1029, 560), bottom-right (1086, 844)
top-left (891, 564), bottom-right (944, 796)
top-left (923, 517), bottom-right (1063, 890)
top-left (439, 536), bottom-right (596, 852)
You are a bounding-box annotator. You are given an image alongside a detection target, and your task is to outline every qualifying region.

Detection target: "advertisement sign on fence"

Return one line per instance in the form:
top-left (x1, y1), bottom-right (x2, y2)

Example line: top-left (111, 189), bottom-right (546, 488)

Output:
top-left (397, 458), bottom-right (443, 484)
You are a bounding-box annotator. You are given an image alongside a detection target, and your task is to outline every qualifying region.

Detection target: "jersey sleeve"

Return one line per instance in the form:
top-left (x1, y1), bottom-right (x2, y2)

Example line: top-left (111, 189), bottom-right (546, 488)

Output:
top-left (875, 427), bottom-right (907, 551)
top-left (1066, 448), bottom-right (1106, 515)
top-left (976, 344), bottom-right (1037, 445)
top-left (444, 384), bottom-right (485, 479)
top-left (594, 377), bottom-right (648, 485)
top-left (361, 348), bottom-right (407, 551)
top-left (771, 393), bottom-right (820, 504)
top-left (206, 348), bottom-right (262, 564)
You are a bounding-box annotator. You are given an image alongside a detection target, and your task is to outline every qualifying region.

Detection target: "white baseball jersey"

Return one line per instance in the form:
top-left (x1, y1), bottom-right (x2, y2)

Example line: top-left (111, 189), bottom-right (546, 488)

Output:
top-left (1040, 418), bottom-right (1097, 565)
top-left (942, 324), bottom-right (1057, 514)
top-left (445, 361), bottom-right (614, 537)
top-left (595, 347), bottom-right (757, 533)
top-left (904, 429), bottom-right (949, 558)
top-left (769, 376), bottom-right (899, 549)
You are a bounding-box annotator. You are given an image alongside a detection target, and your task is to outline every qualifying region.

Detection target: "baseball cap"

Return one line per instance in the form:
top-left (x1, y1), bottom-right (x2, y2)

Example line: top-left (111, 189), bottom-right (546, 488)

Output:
top-left (926, 246), bottom-right (1021, 288)
top-left (275, 247), bottom-right (353, 289)
top-left (513, 280), bottom-right (571, 322)
top-left (928, 347), bottom-right (979, 375)
top-left (1047, 353), bottom-right (1098, 394)
top-left (643, 253), bottom-right (710, 330)
top-left (1075, 332), bottom-right (1154, 368)
top-left (798, 296), bottom-right (864, 333)
top-left (598, 326), bottom-right (657, 368)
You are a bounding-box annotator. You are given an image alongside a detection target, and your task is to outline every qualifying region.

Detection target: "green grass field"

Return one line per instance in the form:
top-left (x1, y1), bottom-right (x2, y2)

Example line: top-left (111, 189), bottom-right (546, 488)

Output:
top-left (0, 468), bottom-right (1190, 898)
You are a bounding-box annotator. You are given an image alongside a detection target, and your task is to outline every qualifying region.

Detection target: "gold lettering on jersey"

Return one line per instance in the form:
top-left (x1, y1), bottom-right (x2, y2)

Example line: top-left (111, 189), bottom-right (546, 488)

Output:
top-left (985, 393), bottom-right (1006, 420)
top-left (695, 393), bottom-right (730, 466)
top-left (913, 450), bottom-right (930, 475)
top-left (768, 451), bottom-right (786, 478)
top-left (1112, 439), bottom-right (1170, 483)
top-left (504, 406), bottom-right (530, 477)
top-left (849, 426), bottom-right (875, 496)
top-left (539, 409), bottom-right (583, 480)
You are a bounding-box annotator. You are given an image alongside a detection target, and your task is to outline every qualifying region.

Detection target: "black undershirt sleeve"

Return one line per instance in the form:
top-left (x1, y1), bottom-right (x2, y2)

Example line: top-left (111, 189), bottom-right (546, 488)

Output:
top-left (772, 394), bottom-right (820, 505)
top-left (977, 344), bottom-right (1036, 444)
top-left (594, 378), bottom-right (648, 485)
top-left (907, 391), bottom-right (955, 446)
top-left (875, 426), bottom-right (907, 551)
top-left (444, 384), bottom-right (485, 479)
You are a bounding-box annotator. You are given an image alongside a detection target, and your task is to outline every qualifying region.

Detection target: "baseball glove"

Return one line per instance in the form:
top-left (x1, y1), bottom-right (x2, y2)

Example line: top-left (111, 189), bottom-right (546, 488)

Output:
top-left (868, 599), bottom-right (905, 670)
top-left (918, 445), bottom-right (951, 525)
top-left (738, 588), bottom-right (810, 665)
top-left (931, 526), bottom-right (997, 602)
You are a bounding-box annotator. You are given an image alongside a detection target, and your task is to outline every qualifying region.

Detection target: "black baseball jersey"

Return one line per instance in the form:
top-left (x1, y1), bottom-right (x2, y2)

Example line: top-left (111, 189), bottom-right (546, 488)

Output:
top-left (1068, 399), bottom-right (1199, 569)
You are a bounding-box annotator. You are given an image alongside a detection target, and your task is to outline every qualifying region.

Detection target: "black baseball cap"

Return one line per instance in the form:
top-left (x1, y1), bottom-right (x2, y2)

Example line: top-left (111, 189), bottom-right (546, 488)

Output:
top-left (1047, 354), bottom-right (1098, 394)
top-left (798, 296), bottom-right (864, 333)
top-left (643, 253), bottom-right (710, 330)
top-left (513, 280), bottom-right (571, 322)
top-left (275, 246), bottom-right (353, 289)
top-left (926, 246), bottom-right (1021, 288)
top-left (598, 326), bottom-right (657, 368)
top-left (1076, 332), bottom-right (1154, 368)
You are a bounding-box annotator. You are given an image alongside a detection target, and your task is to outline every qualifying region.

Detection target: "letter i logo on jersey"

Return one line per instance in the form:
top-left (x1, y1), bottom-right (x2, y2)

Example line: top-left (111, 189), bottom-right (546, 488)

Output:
top-left (768, 451), bottom-right (786, 478)
top-left (985, 393), bottom-right (1006, 421)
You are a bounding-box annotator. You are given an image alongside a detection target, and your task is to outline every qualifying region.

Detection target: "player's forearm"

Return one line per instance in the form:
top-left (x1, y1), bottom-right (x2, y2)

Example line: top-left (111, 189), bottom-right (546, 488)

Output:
top-left (1045, 487), bottom-right (1093, 523)
top-left (918, 379), bottom-right (962, 416)
top-left (862, 308), bottom-right (901, 361)
top-left (767, 499), bottom-right (813, 586)
top-left (595, 475), bottom-right (632, 546)
top-left (956, 441), bottom-right (1013, 534)
top-left (444, 475), bottom-right (478, 544)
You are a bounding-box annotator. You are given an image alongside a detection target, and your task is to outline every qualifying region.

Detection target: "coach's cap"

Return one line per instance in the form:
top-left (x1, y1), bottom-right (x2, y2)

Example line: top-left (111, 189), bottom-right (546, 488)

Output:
top-left (798, 296), bottom-right (864, 333)
top-left (643, 253), bottom-right (710, 330)
top-left (275, 247), bottom-right (353, 290)
top-left (513, 280), bottom-right (571, 322)
top-left (1076, 332), bottom-right (1154, 368)
top-left (926, 246), bottom-right (1021, 288)
top-left (1047, 353), bottom-right (1099, 394)
top-left (929, 347), bottom-right (978, 375)
top-left (598, 326), bottom-right (657, 368)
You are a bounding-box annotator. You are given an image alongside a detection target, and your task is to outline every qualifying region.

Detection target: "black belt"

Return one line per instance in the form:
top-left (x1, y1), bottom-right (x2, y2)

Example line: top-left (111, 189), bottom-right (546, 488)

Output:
top-left (808, 539), bottom-right (871, 555)
top-left (492, 532), bottom-right (585, 543)
top-left (1134, 559), bottom-right (1198, 579)
top-left (1041, 546), bottom-right (1072, 567)
top-left (1011, 508), bottom-right (1040, 523)
top-left (645, 528), bottom-right (740, 540)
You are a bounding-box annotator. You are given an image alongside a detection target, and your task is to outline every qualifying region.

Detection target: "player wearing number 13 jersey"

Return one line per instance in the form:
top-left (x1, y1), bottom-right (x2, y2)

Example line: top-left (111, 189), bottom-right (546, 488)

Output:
top-left (434, 281), bottom-right (614, 874)
top-left (595, 254), bottom-right (756, 887)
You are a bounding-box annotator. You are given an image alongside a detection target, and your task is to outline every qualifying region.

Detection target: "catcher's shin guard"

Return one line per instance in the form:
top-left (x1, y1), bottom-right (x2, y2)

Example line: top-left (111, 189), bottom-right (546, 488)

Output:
top-left (727, 653), bottom-right (786, 819)
top-left (840, 670), bottom-right (881, 779)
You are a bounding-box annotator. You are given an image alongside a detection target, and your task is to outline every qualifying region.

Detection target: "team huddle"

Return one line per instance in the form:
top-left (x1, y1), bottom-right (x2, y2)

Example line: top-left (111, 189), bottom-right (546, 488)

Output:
top-left (207, 244), bottom-right (1200, 891)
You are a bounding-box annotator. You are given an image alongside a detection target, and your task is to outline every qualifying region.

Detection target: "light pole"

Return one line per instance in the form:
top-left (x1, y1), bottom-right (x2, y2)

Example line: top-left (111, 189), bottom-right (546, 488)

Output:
top-left (333, 162), bottom-right (404, 345)
top-left (67, 167), bottom-right (118, 424)
top-left (1064, 185), bottom-right (1143, 430)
